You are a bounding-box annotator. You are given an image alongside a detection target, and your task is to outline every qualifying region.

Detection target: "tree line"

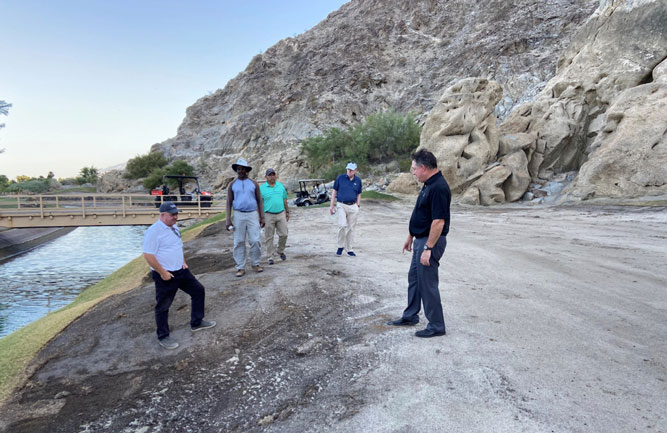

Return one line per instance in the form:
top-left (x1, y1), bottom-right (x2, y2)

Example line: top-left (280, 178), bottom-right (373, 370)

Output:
top-left (0, 167), bottom-right (99, 194)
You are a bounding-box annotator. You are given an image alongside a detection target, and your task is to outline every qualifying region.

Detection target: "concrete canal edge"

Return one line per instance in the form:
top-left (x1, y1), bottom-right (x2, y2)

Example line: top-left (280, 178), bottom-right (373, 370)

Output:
top-left (0, 227), bottom-right (77, 263)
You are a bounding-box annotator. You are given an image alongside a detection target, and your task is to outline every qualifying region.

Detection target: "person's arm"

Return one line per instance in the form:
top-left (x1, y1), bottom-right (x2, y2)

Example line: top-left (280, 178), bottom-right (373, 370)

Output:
top-left (143, 253), bottom-right (173, 281)
top-left (283, 198), bottom-right (290, 222)
top-left (402, 234), bottom-right (414, 253)
top-left (420, 219), bottom-right (445, 266)
top-left (253, 180), bottom-right (265, 228)
top-left (226, 182), bottom-right (234, 229)
top-left (356, 193), bottom-right (361, 207)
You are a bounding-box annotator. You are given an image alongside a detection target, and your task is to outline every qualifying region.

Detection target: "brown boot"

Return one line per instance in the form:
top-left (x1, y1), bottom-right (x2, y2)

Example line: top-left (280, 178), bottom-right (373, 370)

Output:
top-left (235, 269), bottom-right (245, 277)
top-left (252, 265), bottom-right (264, 273)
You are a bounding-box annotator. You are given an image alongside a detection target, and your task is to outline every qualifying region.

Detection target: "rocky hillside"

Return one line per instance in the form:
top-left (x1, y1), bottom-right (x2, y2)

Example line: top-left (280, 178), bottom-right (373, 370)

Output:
top-left (421, 0), bottom-right (667, 204)
top-left (146, 0), bottom-right (598, 190)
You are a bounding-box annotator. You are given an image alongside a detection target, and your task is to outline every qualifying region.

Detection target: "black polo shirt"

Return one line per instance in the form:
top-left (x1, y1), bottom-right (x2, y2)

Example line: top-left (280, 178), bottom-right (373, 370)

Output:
top-left (409, 171), bottom-right (451, 238)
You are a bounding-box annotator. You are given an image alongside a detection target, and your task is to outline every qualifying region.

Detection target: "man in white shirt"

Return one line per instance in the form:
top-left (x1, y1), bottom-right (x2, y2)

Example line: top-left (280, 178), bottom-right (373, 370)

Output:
top-left (143, 201), bottom-right (216, 349)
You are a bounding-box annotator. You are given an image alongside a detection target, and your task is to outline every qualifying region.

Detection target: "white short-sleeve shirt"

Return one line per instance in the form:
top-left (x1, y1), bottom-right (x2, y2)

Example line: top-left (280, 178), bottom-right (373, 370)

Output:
top-left (143, 219), bottom-right (184, 271)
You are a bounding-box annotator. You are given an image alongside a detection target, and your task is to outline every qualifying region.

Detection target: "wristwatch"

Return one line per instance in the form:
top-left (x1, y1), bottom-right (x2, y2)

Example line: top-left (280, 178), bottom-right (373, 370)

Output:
top-left (423, 244), bottom-right (432, 251)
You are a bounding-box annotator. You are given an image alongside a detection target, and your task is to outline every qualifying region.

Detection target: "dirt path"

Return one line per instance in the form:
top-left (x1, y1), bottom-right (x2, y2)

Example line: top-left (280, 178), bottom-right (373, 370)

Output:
top-left (1, 201), bottom-right (666, 432)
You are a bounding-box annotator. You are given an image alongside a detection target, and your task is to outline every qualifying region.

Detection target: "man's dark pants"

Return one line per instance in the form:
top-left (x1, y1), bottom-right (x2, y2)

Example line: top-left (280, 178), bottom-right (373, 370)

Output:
top-left (152, 268), bottom-right (205, 340)
top-left (402, 236), bottom-right (447, 333)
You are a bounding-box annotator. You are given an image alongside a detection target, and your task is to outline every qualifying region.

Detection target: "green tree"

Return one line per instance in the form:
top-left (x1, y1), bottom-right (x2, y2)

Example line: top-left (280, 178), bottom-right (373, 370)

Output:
top-left (76, 166), bottom-right (99, 185)
top-left (142, 160), bottom-right (195, 189)
top-left (124, 152), bottom-right (168, 179)
top-left (302, 109), bottom-right (421, 178)
top-left (0, 174), bottom-right (9, 192)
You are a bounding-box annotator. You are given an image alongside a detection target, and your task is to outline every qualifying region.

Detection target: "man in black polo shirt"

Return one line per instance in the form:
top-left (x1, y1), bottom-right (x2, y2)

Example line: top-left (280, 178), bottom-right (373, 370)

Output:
top-left (387, 149), bottom-right (451, 338)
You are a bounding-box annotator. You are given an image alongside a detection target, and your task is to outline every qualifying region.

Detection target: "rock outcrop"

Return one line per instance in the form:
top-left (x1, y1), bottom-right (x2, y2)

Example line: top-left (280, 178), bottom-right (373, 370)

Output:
top-left (565, 80), bottom-right (667, 200)
top-left (96, 170), bottom-right (137, 193)
top-left (422, 0), bottom-right (667, 204)
top-left (386, 172), bottom-right (420, 195)
top-left (148, 0), bottom-right (598, 189)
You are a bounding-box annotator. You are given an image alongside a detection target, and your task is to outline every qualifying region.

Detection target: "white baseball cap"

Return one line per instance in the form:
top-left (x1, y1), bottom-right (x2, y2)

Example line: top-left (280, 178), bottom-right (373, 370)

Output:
top-left (346, 162), bottom-right (357, 170)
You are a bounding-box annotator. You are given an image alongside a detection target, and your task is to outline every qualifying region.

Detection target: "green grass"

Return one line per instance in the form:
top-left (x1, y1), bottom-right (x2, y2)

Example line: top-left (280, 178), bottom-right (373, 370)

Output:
top-left (183, 211), bottom-right (226, 232)
top-left (0, 212), bottom-right (224, 405)
top-left (361, 190), bottom-right (399, 201)
top-left (47, 187), bottom-right (98, 194)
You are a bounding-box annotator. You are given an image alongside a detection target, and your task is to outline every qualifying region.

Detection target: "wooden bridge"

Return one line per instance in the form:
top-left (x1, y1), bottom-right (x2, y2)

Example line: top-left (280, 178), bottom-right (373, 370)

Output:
top-left (0, 194), bottom-right (225, 228)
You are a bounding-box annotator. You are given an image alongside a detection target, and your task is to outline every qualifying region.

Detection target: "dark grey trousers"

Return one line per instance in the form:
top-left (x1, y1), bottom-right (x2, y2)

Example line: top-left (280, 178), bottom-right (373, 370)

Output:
top-left (402, 235), bottom-right (447, 333)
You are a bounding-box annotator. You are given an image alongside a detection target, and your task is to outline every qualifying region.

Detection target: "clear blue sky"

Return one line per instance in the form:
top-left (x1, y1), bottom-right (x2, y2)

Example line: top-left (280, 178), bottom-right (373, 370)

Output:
top-left (0, 0), bottom-right (348, 180)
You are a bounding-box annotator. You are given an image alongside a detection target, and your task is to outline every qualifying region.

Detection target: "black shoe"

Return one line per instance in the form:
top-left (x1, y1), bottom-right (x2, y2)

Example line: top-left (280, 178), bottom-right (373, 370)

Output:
top-left (386, 318), bottom-right (419, 326)
top-left (191, 319), bottom-right (216, 332)
top-left (415, 328), bottom-right (446, 338)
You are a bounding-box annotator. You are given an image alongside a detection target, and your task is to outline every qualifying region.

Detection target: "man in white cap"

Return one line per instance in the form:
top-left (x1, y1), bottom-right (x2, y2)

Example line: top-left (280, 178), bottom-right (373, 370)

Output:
top-left (226, 158), bottom-right (265, 277)
top-left (329, 162), bottom-right (362, 256)
top-left (143, 201), bottom-right (216, 350)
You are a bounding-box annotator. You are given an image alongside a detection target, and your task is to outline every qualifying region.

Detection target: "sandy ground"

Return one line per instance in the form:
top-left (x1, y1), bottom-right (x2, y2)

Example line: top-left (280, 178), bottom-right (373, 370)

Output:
top-left (1, 200), bottom-right (666, 433)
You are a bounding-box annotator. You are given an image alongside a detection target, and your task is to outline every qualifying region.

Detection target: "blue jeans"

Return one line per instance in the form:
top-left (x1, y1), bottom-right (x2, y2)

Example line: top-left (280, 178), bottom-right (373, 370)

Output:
top-left (402, 236), bottom-right (447, 333)
top-left (153, 268), bottom-right (205, 340)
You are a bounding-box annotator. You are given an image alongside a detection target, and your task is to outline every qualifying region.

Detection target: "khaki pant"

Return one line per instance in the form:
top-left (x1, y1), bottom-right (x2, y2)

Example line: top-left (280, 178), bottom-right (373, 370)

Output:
top-left (264, 211), bottom-right (288, 260)
top-left (232, 210), bottom-right (261, 269)
top-left (336, 203), bottom-right (359, 252)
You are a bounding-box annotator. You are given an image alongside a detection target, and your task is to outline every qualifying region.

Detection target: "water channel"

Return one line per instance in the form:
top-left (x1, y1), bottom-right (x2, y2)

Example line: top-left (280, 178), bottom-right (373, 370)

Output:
top-left (0, 226), bottom-right (147, 338)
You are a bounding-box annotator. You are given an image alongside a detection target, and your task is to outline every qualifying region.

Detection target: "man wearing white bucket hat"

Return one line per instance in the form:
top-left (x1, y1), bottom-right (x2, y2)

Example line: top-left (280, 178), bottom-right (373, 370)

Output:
top-left (329, 162), bottom-right (362, 256)
top-left (226, 158), bottom-right (265, 277)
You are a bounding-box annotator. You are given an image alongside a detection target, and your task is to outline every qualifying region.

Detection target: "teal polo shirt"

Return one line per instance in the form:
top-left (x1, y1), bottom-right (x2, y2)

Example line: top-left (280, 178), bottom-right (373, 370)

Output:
top-left (260, 181), bottom-right (288, 213)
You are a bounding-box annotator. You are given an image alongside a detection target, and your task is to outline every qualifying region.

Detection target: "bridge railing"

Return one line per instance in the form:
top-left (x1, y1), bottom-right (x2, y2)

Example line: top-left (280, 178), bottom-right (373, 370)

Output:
top-left (0, 193), bottom-right (226, 228)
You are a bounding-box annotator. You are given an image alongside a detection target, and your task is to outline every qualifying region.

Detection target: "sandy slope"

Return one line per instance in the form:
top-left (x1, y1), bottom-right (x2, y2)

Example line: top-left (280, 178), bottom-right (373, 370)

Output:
top-left (1, 200), bottom-right (666, 432)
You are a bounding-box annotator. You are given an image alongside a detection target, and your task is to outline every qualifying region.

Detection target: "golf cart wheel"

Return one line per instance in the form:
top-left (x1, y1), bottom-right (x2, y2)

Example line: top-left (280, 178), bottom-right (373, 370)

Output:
top-left (303, 200), bottom-right (312, 207)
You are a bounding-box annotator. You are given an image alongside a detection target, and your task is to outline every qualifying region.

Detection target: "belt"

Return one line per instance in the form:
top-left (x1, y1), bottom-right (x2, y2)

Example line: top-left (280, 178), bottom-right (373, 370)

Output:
top-left (234, 209), bottom-right (257, 213)
top-left (154, 268), bottom-right (186, 274)
top-left (266, 211), bottom-right (285, 214)
top-left (341, 201), bottom-right (356, 205)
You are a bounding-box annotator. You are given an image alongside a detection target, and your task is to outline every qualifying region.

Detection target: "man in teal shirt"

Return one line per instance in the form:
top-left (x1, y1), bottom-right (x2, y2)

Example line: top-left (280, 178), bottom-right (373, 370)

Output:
top-left (259, 168), bottom-right (290, 264)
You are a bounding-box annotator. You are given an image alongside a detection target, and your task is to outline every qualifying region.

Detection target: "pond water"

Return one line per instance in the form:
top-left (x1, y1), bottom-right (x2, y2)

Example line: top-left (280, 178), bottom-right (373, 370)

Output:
top-left (0, 226), bottom-right (147, 338)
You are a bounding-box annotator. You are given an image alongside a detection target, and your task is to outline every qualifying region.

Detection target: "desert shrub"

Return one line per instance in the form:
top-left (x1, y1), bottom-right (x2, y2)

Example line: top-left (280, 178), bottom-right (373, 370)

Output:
top-left (302, 109), bottom-right (421, 178)
top-left (124, 152), bottom-right (168, 179)
top-left (7, 179), bottom-right (50, 194)
top-left (142, 160), bottom-right (195, 189)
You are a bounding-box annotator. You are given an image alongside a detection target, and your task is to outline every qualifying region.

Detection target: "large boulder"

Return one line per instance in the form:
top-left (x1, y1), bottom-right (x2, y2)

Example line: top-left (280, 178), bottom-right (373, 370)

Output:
top-left (97, 170), bottom-right (136, 193)
top-left (386, 173), bottom-right (420, 195)
top-left (421, 78), bottom-right (503, 194)
top-left (565, 82), bottom-right (667, 199)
